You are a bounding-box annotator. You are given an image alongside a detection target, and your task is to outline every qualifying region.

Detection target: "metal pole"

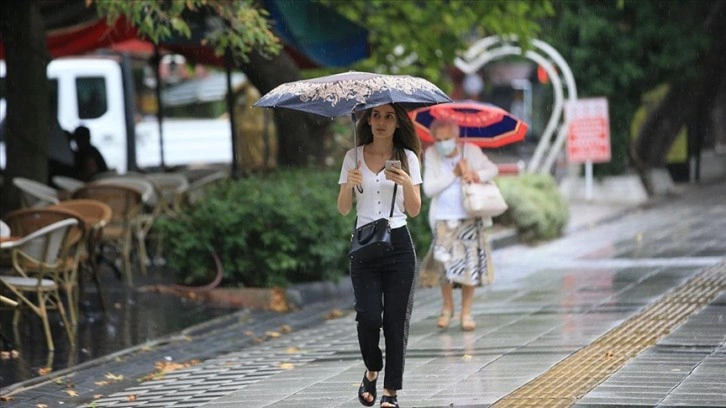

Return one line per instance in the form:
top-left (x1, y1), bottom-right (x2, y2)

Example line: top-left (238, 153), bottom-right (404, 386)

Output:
top-left (225, 49), bottom-right (239, 178)
top-left (153, 45), bottom-right (166, 170)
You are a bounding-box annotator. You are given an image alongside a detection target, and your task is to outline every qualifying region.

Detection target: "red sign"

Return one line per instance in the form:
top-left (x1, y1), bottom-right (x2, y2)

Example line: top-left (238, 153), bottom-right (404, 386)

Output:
top-left (566, 98), bottom-right (611, 163)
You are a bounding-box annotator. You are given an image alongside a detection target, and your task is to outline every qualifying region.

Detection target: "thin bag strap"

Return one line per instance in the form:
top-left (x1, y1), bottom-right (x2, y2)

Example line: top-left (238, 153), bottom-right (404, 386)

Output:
top-left (388, 183), bottom-right (398, 218)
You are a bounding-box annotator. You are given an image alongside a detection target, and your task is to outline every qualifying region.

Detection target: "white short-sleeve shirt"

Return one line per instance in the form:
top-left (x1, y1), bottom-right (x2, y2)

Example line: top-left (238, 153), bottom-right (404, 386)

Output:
top-left (339, 146), bottom-right (422, 229)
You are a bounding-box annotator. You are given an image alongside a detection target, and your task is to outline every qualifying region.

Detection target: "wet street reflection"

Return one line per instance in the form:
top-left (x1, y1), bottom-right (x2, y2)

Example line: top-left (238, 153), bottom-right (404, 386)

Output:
top-left (0, 265), bottom-right (238, 387)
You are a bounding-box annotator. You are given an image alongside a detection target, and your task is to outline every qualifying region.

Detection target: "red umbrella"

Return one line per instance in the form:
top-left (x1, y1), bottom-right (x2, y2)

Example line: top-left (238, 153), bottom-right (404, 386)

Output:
top-left (409, 100), bottom-right (528, 148)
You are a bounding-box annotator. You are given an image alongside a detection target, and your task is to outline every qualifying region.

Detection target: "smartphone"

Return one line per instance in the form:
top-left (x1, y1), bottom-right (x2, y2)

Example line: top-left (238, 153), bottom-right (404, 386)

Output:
top-left (385, 160), bottom-right (401, 171)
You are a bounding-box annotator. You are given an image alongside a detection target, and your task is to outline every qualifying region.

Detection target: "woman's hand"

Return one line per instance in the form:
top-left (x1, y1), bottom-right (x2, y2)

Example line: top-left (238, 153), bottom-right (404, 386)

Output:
top-left (461, 169), bottom-right (480, 183)
top-left (384, 167), bottom-right (412, 188)
top-left (457, 159), bottom-right (480, 183)
top-left (346, 162), bottom-right (363, 190)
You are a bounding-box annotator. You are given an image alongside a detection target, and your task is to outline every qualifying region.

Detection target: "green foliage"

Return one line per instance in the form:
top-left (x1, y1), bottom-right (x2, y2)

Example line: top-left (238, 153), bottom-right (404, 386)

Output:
top-left (91, 0), bottom-right (281, 63)
top-left (156, 170), bottom-right (569, 288)
top-left (540, 0), bottom-right (712, 176)
top-left (318, 0), bottom-right (554, 87)
top-left (496, 174), bottom-right (569, 242)
top-left (155, 169), bottom-right (353, 288)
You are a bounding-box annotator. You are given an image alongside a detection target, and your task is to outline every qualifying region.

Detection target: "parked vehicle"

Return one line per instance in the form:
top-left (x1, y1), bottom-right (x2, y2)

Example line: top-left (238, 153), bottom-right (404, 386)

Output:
top-left (0, 55), bottom-right (233, 172)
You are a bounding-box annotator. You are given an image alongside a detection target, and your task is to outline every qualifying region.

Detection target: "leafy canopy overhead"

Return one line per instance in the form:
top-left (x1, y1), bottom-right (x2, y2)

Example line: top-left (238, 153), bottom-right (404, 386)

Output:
top-left (319, 0), bottom-right (554, 84)
top-left (89, 0), bottom-right (282, 62)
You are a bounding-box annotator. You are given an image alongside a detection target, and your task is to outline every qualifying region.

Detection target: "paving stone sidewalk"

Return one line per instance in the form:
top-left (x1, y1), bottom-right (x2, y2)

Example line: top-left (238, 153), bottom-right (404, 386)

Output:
top-left (2, 179), bottom-right (725, 408)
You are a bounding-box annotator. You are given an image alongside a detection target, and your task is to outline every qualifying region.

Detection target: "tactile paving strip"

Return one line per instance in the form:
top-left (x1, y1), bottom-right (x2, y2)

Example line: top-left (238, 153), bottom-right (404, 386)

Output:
top-left (492, 259), bottom-right (726, 408)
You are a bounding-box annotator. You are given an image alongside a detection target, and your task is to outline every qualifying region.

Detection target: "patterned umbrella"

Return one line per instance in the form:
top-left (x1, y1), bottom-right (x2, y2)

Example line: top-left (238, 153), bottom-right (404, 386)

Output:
top-left (253, 71), bottom-right (451, 119)
top-left (409, 100), bottom-right (528, 148)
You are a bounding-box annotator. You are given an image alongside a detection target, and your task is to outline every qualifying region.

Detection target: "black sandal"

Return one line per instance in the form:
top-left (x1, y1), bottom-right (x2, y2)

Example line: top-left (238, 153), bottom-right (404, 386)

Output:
top-left (380, 395), bottom-right (399, 408)
top-left (358, 371), bottom-right (377, 407)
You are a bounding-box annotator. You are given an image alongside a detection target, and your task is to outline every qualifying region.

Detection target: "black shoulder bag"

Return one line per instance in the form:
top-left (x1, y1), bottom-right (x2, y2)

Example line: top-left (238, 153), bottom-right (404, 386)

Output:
top-left (349, 183), bottom-right (398, 262)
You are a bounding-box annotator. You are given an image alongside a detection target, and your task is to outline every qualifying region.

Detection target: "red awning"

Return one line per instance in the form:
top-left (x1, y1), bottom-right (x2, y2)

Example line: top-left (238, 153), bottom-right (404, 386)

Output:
top-left (0, 15), bottom-right (322, 69)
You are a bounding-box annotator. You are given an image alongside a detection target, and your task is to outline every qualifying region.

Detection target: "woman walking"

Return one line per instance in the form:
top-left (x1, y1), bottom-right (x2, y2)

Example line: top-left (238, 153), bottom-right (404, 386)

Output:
top-left (422, 118), bottom-right (499, 331)
top-left (337, 103), bottom-right (422, 408)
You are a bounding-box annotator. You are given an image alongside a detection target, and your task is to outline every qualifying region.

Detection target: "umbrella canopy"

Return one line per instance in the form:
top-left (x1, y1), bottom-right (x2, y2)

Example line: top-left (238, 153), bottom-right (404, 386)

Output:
top-left (409, 100), bottom-right (528, 148)
top-left (253, 71), bottom-right (452, 119)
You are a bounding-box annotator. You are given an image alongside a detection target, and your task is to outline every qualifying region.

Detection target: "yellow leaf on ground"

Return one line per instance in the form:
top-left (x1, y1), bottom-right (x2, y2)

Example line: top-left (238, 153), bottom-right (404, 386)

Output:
top-left (265, 331), bottom-right (281, 338)
top-left (105, 372), bottom-right (124, 381)
top-left (64, 389), bottom-right (79, 397)
top-left (325, 309), bottom-right (345, 319)
top-left (462, 354), bottom-right (473, 361)
top-left (286, 346), bottom-right (301, 354)
top-left (37, 367), bottom-right (52, 376)
top-left (279, 362), bottom-right (295, 370)
top-left (280, 324), bottom-right (293, 333)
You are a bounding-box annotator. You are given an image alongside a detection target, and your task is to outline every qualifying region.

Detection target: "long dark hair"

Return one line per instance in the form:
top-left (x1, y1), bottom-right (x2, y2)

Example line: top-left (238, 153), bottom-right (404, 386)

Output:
top-left (354, 104), bottom-right (422, 174)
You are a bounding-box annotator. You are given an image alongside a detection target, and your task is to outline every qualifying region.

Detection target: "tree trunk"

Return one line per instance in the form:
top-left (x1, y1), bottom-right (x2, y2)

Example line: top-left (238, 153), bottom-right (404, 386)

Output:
top-left (0, 0), bottom-right (51, 215)
top-left (631, 0), bottom-right (726, 194)
top-left (237, 50), bottom-right (331, 167)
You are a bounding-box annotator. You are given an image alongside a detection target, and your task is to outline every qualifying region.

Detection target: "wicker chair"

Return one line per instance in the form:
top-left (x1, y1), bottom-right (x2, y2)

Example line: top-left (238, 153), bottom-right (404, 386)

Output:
top-left (52, 175), bottom-right (86, 194)
top-left (146, 172), bottom-right (189, 217)
top-left (0, 218), bottom-right (79, 351)
top-left (50, 199), bottom-right (113, 312)
top-left (95, 176), bottom-right (160, 275)
top-left (184, 170), bottom-right (228, 206)
top-left (72, 183), bottom-right (143, 286)
top-left (12, 177), bottom-right (60, 208)
top-left (3, 207), bottom-right (86, 327)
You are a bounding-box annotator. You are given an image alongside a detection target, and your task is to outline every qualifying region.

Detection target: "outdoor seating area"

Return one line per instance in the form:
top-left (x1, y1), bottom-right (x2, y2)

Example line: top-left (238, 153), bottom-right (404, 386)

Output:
top-left (0, 168), bottom-right (229, 352)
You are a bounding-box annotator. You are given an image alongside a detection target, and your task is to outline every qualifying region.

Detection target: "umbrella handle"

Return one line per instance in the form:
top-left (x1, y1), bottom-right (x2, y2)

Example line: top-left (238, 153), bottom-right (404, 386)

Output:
top-left (351, 113), bottom-right (363, 194)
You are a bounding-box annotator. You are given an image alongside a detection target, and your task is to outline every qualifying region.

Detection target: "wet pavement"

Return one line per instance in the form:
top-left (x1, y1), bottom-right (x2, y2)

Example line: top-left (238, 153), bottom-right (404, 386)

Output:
top-left (1, 178), bottom-right (725, 407)
top-left (0, 265), bottom-right (238, 386)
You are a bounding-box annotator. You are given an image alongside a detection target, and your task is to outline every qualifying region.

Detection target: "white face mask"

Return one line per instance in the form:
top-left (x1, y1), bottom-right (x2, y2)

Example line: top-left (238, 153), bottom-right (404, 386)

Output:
top-left (435, 139), bottom-right (457, 156)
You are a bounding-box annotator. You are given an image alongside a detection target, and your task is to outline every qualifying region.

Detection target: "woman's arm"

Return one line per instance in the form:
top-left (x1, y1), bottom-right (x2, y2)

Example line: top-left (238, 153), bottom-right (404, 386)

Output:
top-left (385, 167), bottom-right (421, 217)
top-left (337, 183), bottom-right (355, 215)
top-left (467, 144), bottom-right (499, 182)
top-left (422, 147), bottom-right (457, 198)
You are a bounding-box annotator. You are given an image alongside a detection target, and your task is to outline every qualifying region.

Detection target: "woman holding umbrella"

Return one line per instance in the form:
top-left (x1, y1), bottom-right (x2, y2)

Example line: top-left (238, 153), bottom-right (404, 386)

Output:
top-left (422, 118), bottom-right (499, 331)
top-left (337, 103), bottom-right (422, 408)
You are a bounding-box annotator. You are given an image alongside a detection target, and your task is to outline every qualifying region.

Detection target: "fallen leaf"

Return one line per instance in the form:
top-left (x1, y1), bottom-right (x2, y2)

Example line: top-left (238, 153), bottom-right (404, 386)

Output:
top-left (0, 396), bottom-right (14, 402)
top-left (64, 389), bottom-right (79, 397)
top-left (127, 394), bottom-right (137, 401)
top-left (11, 350), bottom-right (20, 358)
top-left (279, 324), bottom-right (293, 333)
top-left (36, 404), bottom-right (48, 408)
top-left (244, 330), bottom-right (255, 337)
top-left (279, 362), bottom-right (294, 370)
top-left (325, 309), bottom-right (345, 319)
top-left (93, 394), bottom-right (104, 399)
top-left (265, 331), bottom-right (281, 338)
top-left (286, 346), bottom-right (301, 354)
top-left (105, 372), bottom-right (124, 381)
top-left (461, 354), bottom-right (473, 361)
top-left (94, 380), bottom-right (110, 386)
top-left (37, 367), bottom-right (52, 376)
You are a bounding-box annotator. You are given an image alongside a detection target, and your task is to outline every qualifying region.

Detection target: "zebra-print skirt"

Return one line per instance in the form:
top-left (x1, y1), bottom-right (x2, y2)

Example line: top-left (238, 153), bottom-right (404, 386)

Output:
top-left (430, 218), bottom-right (492, 287)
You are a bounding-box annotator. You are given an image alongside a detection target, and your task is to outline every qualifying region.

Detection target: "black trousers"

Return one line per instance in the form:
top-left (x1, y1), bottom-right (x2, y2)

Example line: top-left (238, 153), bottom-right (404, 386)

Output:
top-left (350, 225), bottom-right (417, 391)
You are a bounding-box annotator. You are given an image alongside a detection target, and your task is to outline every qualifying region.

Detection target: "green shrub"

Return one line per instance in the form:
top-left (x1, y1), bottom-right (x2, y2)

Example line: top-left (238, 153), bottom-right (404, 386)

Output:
top-left (155, 169), bottom-right (354, 288)
top-left (156, 170), bottom-right (568, 288)
top-left (496, 174), bottom-right (569, 242)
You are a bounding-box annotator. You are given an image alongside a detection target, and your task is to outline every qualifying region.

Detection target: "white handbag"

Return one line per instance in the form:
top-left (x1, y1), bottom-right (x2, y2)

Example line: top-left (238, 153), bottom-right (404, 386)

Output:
top-left (461, 180), bottom-right (508, 218)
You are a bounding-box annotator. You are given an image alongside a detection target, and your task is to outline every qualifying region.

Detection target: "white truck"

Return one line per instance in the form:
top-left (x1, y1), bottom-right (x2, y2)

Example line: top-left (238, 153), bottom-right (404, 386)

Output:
top-left (0, 55), bottom-right (233, 172)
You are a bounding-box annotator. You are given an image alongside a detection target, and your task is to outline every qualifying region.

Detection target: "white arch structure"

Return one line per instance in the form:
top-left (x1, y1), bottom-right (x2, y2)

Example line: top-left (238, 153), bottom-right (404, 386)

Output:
top-left (454, 35), bottom-right (578, 174)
